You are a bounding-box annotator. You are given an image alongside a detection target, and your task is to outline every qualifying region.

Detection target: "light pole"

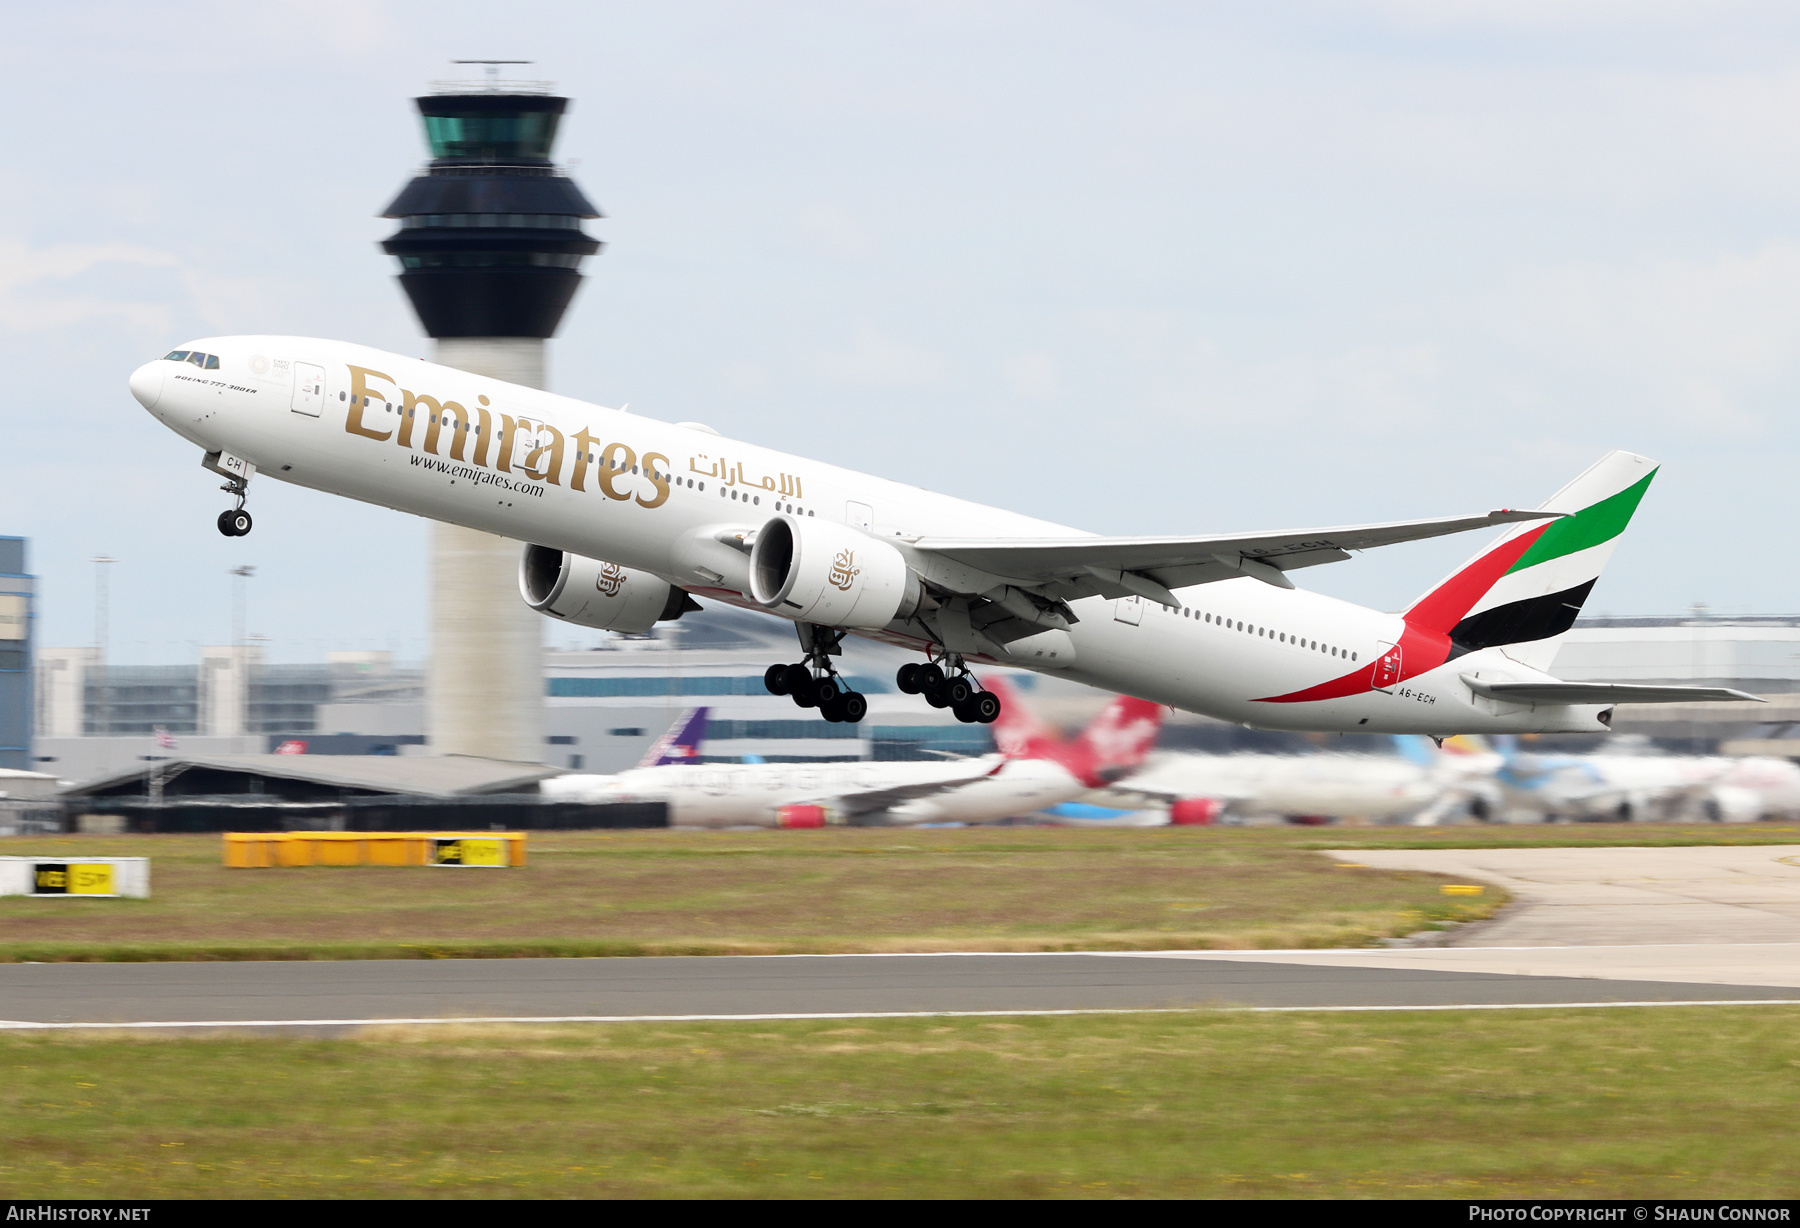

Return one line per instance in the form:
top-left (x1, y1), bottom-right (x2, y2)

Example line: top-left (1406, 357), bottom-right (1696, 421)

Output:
top-left (90, 555), bottom-right (115, 736)
top-left (231, 566), bottom-right (254, 746)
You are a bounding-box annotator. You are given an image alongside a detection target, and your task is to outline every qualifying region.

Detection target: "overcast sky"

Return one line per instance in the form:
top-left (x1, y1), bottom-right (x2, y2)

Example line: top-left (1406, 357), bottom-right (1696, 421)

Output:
top-left (10, 1), bottom-right (1800, 662)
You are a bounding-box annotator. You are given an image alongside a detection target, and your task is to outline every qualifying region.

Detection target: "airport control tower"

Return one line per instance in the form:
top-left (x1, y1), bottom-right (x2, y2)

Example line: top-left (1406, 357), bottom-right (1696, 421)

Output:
top-left (380, 65), bottom-right (602, 762)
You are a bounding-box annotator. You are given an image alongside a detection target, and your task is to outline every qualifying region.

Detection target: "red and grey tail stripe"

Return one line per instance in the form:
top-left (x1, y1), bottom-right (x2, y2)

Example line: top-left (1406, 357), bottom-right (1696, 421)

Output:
top-left (1253, 470), bottom-right (1652, 705)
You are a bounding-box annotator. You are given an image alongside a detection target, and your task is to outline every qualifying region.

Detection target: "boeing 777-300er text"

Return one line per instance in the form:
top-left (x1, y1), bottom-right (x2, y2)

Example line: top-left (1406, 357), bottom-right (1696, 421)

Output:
top-left (543, 688), bottom-right (1161, 827)
top-left (129, 339), bottom-right (1760, 736)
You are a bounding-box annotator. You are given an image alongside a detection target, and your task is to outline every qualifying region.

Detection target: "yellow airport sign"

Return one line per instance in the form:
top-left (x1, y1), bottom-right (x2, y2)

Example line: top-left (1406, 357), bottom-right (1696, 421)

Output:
top-left (223, 832), bottom-right (527, 868)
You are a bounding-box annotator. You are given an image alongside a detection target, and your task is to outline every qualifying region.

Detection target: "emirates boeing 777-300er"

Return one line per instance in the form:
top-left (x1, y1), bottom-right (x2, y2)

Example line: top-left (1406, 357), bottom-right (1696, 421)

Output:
top-left (129, 339), bottom-right (1758, 735)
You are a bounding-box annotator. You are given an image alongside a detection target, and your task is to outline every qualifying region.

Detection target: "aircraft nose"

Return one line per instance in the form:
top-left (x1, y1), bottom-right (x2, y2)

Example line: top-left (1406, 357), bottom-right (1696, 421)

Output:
top-left (128, 361), bottom-right (164, 410)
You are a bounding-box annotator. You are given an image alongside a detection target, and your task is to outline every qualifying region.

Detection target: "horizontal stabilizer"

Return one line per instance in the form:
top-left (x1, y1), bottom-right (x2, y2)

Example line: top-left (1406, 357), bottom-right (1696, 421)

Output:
top-left (1461, 678), bottom-right (1764, 706)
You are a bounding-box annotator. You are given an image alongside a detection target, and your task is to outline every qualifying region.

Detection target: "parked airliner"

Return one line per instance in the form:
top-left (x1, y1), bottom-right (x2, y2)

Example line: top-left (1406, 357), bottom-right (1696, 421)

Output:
top-left (129, 340), bottom-right (1758, 736)
top-left (542, 688), bottom-right (1161, 827)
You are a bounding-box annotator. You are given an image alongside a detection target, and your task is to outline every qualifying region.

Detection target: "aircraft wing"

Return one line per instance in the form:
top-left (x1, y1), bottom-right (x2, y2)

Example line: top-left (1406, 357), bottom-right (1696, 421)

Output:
top-left (908, 508), bottom-right (1560, 602)
top-left (793, 756), bottom-right (1006, 817)
top-left (1094, 781), bottom-right (1248, 805)
top-left (1464, 679), bottom-right (1764, 706)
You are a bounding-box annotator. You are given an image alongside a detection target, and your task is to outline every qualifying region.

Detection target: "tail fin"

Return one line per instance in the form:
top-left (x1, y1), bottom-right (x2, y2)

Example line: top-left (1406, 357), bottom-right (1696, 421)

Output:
top-left (1066, 694), bottom-right (1164, 786)
top-left (981, 675), bottom-right (1164, 786)
top-left (1404, 451), bottom-right (1656, 671)
top-left (981, 675), bottom-right (1062, 758)
top-left (638, 706), bottom-right (709, 767)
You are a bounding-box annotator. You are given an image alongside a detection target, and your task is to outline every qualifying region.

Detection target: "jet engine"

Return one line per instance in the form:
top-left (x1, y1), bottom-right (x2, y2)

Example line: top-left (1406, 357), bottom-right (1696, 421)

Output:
top-left (1702, 786), bottom-right (1763, 824)
top-left (748, 514), bottom-right (923, 628)
top-left (1168, 798), bottom-right (1223, 826)
top-left (519, 544), bottom-right (700, 634)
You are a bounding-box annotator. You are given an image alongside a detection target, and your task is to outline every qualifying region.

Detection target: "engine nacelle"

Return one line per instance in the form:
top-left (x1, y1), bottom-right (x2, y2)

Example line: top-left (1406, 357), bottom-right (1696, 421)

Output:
top-left (776, 804), bottom-right (829, 829)
top-left (1704, 786), bottom-right (1763, 824)
top-left (749, 514), bottom-right (921, 628)
top-left (1168, 798), bottom-right (1222, 826)
top-left (519, 545), bottom-right (698, 634)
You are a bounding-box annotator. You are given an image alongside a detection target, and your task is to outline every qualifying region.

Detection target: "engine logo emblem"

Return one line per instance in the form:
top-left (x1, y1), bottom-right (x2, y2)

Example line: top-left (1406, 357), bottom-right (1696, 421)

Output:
top-left (828, 549), bottom-right (860, 591)
top-left (596, 562), bottom-right (627, 598)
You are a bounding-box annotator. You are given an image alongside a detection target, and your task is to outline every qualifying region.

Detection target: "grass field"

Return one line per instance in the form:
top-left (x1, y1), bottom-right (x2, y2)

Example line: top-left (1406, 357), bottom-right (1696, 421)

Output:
top-left (4, 822), bottom-right (1796, 962)
top-left (0, 828), bottom-right (1512, 961)
top-left (3, 1006), bottom-right (1798, 1198)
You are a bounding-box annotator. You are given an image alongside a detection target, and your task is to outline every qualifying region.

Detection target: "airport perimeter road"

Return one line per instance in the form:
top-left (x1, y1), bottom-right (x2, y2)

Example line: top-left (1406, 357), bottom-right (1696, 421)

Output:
top-left (1338, 845), bottom-right (1800, 946)
top-left (1, 953), bottom-right (1796, 1030)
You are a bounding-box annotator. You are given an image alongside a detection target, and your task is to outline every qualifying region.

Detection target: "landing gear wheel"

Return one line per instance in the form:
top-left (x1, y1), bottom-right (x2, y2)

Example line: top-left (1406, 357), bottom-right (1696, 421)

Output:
top-left (916, 663), bottom-right (945, 692)
top-left (943, 676), bottom-right (974, 707)
top-left (896, 663), bottom-right (922, 694)
top-left (764, 664), bottom-right (791, 696)
top-left (969, 691), bottom-right (1001, 724)
top-left (953, 698), bottom-right (980, 723)
top-left (792, 624), bottom-right (863, 725)
top-left (217, 509), bottom-right (251, 537)
top-left (923, 686), bottom-right (948, 709)
top-left (782, 663), bottom-right (813, 699)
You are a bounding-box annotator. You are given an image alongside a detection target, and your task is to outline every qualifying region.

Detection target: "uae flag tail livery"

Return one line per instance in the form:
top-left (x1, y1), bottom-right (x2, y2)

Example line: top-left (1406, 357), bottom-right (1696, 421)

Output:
top-left (1408, 450), bottom-right (1654, 673)
top-left (1259, 451), bottom-right (1758, 715)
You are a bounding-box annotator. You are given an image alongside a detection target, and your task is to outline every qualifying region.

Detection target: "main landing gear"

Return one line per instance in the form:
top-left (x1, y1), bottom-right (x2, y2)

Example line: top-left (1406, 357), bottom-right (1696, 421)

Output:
top-left (897, 655), bottom-right (1001, 725)
top-left (764, 625), bottom-right (869, 723)
top-left (216, 477), bottom-right (252, 537)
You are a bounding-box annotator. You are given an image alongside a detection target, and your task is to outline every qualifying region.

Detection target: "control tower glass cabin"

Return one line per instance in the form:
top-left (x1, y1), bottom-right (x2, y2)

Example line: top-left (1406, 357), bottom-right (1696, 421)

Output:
top-left (380, 87), bottom-right (601, 338)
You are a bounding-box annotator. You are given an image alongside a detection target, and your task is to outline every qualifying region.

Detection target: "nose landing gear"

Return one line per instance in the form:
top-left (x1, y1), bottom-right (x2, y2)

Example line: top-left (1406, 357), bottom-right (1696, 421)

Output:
top-left (202, 451), bottom-right (255, 537)
top-left (216, 480), bottom-right (252, 537)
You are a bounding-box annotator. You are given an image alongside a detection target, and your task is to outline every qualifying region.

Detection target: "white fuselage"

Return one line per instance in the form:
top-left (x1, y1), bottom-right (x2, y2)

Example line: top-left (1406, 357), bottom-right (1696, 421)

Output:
top-left (1498, 754), bottom-right (1800, 822)
top-left (131, 337), bottom-right (1613, 736)
top-left (543, 756), bottom-right (1082, 827)
top-left (1101, 751), bottom-right (1447, 820)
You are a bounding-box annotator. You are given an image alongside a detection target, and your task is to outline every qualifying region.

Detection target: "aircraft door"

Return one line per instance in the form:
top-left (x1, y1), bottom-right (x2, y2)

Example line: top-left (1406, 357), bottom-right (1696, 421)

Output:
top-left (513, 421), bottom-right (546, 471)
top-left (1113, 595), bottom-right (1143, 626)
top-left (291, 363), bottom-right (326, 416)
top-left (1372, 642), bottom-right (1402, 691)
top-left (847, 501), bottom-right (873, 531)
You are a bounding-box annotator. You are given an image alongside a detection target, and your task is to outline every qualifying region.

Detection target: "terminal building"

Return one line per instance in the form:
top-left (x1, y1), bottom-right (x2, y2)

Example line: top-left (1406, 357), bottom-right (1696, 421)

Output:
top-left (0, 538), bottom-right (32, 773)
top-left (31, 607), bottom-right (1800, 785)
top-left (33, 606), bottom-right (1010, 782)
top-left (1550, 615), bottom-right (1800, 753)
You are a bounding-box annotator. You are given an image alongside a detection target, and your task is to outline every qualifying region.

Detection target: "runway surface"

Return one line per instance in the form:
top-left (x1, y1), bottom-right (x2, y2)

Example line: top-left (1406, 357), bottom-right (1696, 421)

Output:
top-left (11, 846), bottom-right (1800, 1031)
top-left (1335, 845), bottom-right (1800, 945)
top-left (2, 952), bottom-right (1796, 1031)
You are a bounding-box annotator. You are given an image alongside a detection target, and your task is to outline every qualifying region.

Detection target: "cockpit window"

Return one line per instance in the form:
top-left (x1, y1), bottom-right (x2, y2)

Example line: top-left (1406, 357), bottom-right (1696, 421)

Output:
top-left (203, 355), bottom-right (219, 370)
top-left (186, 353), bottom-right (206, 368)
top-left (164, 351), bottom-right (189, 362)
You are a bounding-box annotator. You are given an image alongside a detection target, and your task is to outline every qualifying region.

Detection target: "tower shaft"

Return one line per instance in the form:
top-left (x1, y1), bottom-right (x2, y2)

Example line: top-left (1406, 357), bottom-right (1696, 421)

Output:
top-left (426, 339), bottom-right (548, 762)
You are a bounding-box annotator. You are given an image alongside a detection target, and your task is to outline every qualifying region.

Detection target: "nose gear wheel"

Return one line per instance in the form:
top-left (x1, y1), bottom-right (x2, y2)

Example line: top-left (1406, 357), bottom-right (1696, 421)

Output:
top-left (216, 475), bottom-right (252, 537)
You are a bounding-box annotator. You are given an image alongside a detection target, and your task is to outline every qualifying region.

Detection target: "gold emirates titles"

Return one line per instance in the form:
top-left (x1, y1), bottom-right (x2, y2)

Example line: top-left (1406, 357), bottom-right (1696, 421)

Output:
top-left (342, 365), bottom-right (808, 507)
